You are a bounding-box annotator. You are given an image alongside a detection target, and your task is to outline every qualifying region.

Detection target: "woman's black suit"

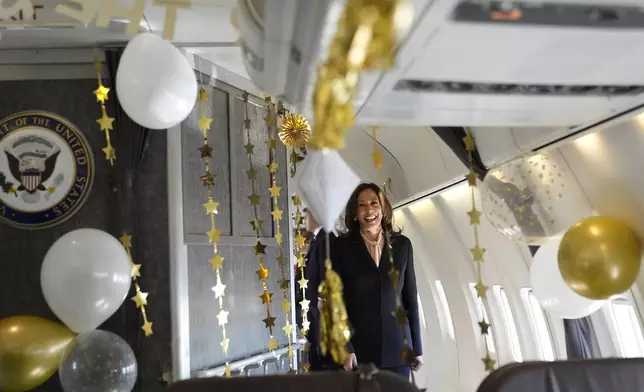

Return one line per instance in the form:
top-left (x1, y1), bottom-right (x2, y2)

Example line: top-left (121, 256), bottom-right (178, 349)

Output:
top-left (331, 231), bottom-right (423, 373)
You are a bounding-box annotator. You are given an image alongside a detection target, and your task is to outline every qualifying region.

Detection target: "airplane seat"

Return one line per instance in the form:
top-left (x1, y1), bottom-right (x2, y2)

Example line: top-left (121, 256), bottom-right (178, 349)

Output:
top-left (167, 363), bottom-right (422, 392)
top-left (476, 358), bottom-right (644, 392)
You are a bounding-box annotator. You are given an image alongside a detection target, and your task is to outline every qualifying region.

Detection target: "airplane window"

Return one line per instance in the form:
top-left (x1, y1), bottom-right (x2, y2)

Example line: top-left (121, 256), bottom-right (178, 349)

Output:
top-left (493, 285), bottom-right (523, 362)
top-left (607, 296), bottom-right (644, 358)
top-left (521, 288), bottom-right (555, 361)
top-left (435, 280), bottom-right (456, 340)
top-left (469, 283), bottom-right (497, 354)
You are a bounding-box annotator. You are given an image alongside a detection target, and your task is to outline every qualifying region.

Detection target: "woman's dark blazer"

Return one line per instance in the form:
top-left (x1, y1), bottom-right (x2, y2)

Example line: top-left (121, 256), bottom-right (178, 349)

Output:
top-left (331, 231), bottom-right (423, 368)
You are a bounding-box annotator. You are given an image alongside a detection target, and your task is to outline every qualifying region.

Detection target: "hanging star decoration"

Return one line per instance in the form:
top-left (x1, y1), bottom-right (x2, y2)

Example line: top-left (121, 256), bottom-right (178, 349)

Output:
top-left (279, 113), bottom-right (311, 149)
top-left (290, 182), bottom-right (310, 371)
top-left (266, 97), bottom-right (295, 371)
top-left (197, 86), bottom-right (232, 376)
top-left (93, 57), bottom-right (116, 165)
top-left (120, 233), bottom-right (153, 337)
top-left (243, 91), bottom-right (277, 351)
top-left (371, 126), bottom-right (383, 169)
top-left (464, 130), bottom-right (496, 373)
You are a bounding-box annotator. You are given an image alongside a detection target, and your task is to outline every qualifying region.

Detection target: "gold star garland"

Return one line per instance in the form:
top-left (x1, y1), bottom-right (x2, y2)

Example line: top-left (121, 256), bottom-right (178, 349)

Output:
top-left (289, 156), bottom-right (310, 373)
top-left (243, 91), bottom-right (278, 351)
top-left (92, 58), bottom-right (116, 165)
top-left (371, 126), bottom-right (383, 168)
top-left (197, 87), bottom-right (232, 377)
top-left (119, 233), bottom-right (153, 337)
top-left (265, 96), bottom-right (295, 370)
top-left (463, 130), bottom-right (496, 373)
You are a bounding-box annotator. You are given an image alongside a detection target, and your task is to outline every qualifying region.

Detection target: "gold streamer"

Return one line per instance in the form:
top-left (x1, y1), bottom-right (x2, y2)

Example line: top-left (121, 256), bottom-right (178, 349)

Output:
top-left (463, 130), bottom-right (496, 373)
top-left (265, 96), bottom-right (295, 370)
top-left (197, 87), bottom-right (232, 377)
top-left (93, 58), bottom-right (116, 165)
top-left (309, 0), bottom-right (412, 149)
top-left (119, 234), bottom-right (153, 337)
top-left (243, 91), bottom-right (278, 351)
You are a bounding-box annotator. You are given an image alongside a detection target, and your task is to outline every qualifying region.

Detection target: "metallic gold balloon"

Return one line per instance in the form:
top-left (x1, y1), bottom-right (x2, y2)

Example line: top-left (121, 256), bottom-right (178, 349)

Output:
top-left (558, 216), bottom-right (642, 300)
top-left (0, 315), bottom-right (75, 392)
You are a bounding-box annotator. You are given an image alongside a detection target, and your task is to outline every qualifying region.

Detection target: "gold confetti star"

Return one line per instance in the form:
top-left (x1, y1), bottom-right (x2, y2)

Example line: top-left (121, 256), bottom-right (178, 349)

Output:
top-left (256, 264), bottom-right (269, 280)
top-left (254, 241), bottom-right (267, 255)
top-left (248, 193), bottom-right (260, 206)
top-left (216, 310), bottom-right (229, 326)
top-left (244, 142), bottom-right (254, 154)
top-left (296, 255), bottom-right (306, 268)
top-left (298, 276), bottom-right (309, 290)
top-left (302, 320), bottom-right (310, 333)
top-left (102, 145), bottom-right (116, 162)
top-left (275, 232), bottom-right (283, 245)
top-left (467, 172), bottom-right (478, 187)
top-left (268, 337), bottom-right (278, 350)
top-left (201, 172), bottom-right (215, 187)
top-left (299, 298), bottom-right (310, 311)
top-left (281, 299), bottom-right (291, 313)
top-left (468, 208), bottom-right (482, 225)
top-left (206, 227), bottom-right (221, 243)
top-left (265, 138), bottom-right (277, 149)
top-left (198, 88), bottom-right (209, 102)
top-left (475, 281), bottom-right (488, 300)
top-left (97, 114), bottom-right (115, 131)
top-left (470, 246), bottom-right (486, 262)
top-left (271, 209), bottom-right (283, 221)
top-left (295, 233), bottom-right (306, 248)
top-left (267, 162), bottom-right (279, 173)
top-left (224, 363), bottom-right (232, 377)
top-left (482, 354), bottom-right (496, 372)
top-left (283, 322), bottom-right (293, 336)
top-left (264, 317), bottom-right (277, 329)
top-left (221, 339), bottom-right (230, 355)
top-left (198, 116), bottom-right (213, 132)
top-left (244, 118), bottom-right (251, 129)
top-left (203, 199), bottom-right (219, 215)
top-left (268, 184), bottom-right (281, 198)
top-left (120, 234), bottom-right (133, 248)
top-left (142, 321), bottom-right (153, 336)
top-left (478, 319), bottom-right (490, 335)
top-left (198, 144), bottom-right (213, 159)
top-left (212, 279), bottom-right (227, 298)
top-left (132, 290), bottom-right (149, 308)
top-left (246, 167), bottom-right (257, 180)
top-left (130, 264), bottom-right (142, 279)
top-left (209, 255), bottom-right (224, 270)
top-left (94, 84), bottom-right (110, 103)
top-left (259, 291), bottom-right (273, 304)
top-left (250, 218), bottom-right (264, 232)
top-left (279, 278), bottom-right (289, 291)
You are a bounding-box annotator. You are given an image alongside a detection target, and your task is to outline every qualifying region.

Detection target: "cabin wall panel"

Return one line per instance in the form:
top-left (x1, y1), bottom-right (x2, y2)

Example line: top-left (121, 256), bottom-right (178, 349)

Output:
top-left (0, 78), bottom-right (170, 391)
top-left (181, 82), bottom-right (290, 371)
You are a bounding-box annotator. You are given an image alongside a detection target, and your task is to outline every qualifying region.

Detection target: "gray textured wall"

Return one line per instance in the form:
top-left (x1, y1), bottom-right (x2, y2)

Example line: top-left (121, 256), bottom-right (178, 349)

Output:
top-left (182, 83), bottom-right (290, 371)
top-left (0, 79), bottom-right (170, 391)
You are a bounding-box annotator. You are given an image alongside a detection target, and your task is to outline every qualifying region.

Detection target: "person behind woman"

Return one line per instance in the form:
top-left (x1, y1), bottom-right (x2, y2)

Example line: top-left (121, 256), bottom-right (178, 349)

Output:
top-left (333, 183), bottom-right (423, 378)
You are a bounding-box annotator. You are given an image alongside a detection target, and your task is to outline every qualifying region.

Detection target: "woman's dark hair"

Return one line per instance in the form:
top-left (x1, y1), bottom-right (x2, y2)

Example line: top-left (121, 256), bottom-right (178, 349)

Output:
top-left (344, 183), bottom-right (401, 237)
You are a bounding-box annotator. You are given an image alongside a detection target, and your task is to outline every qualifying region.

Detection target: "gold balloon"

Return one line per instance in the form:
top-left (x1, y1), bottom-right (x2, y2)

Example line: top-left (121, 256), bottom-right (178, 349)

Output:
top-left (0, 315), bottom-right (75, 392)
top-left (558, 216), bottom-right (642, 300)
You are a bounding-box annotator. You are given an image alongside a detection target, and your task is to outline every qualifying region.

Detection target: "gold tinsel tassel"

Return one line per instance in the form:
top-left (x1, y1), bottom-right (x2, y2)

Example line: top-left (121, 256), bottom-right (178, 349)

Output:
top-left (318, 259), bottom-right (352, 365)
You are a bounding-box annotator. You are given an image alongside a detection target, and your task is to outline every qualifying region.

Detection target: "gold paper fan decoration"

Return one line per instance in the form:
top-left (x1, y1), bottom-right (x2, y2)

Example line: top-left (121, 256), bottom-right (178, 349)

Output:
top-left (279, 114), bottom-right (311, 148)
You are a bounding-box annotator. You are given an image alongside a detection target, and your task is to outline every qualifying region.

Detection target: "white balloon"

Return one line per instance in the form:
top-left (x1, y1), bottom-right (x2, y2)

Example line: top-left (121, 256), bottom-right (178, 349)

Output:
top-left (116, 32), bottom-right (198, 130)
top-left (530, 235), bottom-right (605, 319)
top-left (41, 229), bottom-right (131, 333)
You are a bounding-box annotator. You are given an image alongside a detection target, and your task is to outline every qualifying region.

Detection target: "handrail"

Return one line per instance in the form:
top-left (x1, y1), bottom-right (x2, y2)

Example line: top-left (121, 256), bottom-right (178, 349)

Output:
top-left (191, 339), bottom-right (307, 378)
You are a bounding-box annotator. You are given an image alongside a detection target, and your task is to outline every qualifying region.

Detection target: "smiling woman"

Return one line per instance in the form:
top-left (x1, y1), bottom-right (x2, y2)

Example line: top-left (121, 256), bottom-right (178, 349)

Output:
top-left (330, 182), bottom-right (423, 379)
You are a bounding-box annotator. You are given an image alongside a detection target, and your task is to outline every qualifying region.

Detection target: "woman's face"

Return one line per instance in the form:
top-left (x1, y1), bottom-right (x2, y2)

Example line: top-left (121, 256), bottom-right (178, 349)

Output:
top-left (356, 188), bottom-right (383, 231)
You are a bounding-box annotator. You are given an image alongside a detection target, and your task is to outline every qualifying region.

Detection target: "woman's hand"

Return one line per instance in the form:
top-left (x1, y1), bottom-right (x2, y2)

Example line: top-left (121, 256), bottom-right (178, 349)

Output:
top-left (344, 353), bottom-right (357, 371)
top-left (411, 356), bottom-right (424, 371)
